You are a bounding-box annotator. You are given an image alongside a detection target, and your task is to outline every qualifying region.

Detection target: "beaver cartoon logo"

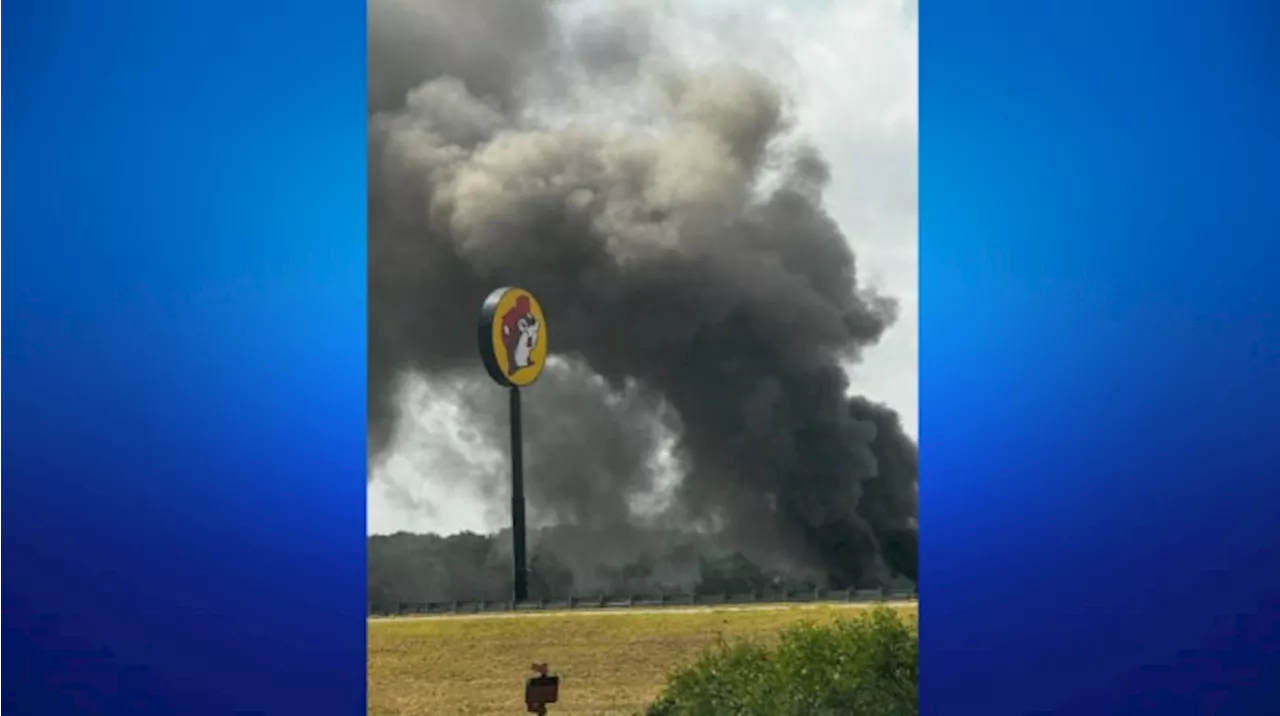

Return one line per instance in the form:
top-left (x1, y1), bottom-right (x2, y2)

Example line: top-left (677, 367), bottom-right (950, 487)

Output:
top-left (479, 287), bottom-right (548, 388)
top-left (500, 295), bottom-right (540, 376)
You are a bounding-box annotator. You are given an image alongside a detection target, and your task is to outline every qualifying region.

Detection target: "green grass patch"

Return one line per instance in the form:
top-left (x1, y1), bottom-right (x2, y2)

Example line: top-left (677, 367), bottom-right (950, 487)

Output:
top-left (368, 602), bottom-right (916, 715)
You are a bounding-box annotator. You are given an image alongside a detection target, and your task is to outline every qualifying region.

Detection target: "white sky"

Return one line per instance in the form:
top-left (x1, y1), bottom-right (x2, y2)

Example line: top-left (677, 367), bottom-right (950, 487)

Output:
top-left (368, 0), bottom-right (917, 535)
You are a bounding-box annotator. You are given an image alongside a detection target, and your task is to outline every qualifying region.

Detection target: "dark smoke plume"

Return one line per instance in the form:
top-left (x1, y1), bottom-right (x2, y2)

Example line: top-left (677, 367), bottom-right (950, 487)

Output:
top-left (368, 0), bottom-right (917, 587)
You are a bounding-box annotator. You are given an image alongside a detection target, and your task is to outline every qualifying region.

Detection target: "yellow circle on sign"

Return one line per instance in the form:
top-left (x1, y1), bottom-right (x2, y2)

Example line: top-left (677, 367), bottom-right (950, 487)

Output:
top-left (488, 288), bottom-right (547, 387)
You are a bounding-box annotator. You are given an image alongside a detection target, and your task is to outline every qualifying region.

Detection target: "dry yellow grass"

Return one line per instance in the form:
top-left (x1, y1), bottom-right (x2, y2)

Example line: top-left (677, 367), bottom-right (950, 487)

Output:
top-left (368, 602), bottom-right (918, 716)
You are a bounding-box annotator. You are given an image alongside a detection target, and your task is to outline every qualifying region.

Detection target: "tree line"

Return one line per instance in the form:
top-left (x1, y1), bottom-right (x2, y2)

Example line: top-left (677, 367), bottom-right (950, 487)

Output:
top-left (368, 527), bottom-right (916, 614)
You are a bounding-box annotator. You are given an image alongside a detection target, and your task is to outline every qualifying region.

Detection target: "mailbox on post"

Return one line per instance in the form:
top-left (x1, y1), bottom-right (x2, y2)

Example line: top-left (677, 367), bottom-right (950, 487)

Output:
top-left (525, 663), bottom-right (560, 714)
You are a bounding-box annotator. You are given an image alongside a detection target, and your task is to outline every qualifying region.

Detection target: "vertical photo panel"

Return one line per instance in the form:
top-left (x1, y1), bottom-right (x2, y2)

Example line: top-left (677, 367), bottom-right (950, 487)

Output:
top-left (365, 1), bottom-right (919, 713)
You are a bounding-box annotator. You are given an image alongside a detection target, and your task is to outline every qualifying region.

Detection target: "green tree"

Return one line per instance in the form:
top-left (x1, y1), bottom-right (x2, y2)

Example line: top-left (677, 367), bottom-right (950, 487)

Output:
top-left (645, 607), bottom-right (917, 716)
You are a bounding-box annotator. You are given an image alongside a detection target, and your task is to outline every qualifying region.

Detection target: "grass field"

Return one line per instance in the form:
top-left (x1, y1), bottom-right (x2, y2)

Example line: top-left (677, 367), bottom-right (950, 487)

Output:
top-left (368, 602), bottom-right (918, 716)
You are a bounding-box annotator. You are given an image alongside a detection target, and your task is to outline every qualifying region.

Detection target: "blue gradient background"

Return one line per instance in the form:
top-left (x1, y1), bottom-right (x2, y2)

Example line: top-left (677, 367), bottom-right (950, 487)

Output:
top-left (4, 1), bottom-right (1277, 715)
top-left (922, 0), bottom-right (1280, 713)
top-left (4, 0), bottom-right (366, 714)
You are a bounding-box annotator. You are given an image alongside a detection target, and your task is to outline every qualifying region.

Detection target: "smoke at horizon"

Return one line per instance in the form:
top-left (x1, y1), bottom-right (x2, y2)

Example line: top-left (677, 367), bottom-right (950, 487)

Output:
top-left (368, 0), bottom-right (917, 589)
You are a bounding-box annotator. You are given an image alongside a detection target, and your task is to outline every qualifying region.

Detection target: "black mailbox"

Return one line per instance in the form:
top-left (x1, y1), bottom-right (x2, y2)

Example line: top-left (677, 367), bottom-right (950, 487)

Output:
top-left (526, 675), bottom-right (559, 704)
top-left (525, 663), bottom-right (560, 714)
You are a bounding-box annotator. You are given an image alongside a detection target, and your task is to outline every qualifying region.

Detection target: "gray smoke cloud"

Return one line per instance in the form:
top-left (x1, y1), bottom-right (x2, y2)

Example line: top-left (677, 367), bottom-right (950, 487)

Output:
top-left (368, 0), bottom-right (917, 587)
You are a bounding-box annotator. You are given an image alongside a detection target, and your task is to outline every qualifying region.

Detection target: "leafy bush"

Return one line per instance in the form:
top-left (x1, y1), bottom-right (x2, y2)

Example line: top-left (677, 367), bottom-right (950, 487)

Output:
top-left (644, 607), bottom-right (917, 716)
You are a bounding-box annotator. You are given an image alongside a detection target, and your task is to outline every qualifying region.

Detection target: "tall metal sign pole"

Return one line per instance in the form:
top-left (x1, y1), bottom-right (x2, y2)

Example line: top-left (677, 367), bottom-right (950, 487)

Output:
top-left (478, 287), bottom-right (547, 603)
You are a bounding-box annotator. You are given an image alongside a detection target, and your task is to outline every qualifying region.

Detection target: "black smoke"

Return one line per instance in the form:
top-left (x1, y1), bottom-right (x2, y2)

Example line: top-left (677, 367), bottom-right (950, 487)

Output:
top-left (368, 0), bottom-right (917, 588)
